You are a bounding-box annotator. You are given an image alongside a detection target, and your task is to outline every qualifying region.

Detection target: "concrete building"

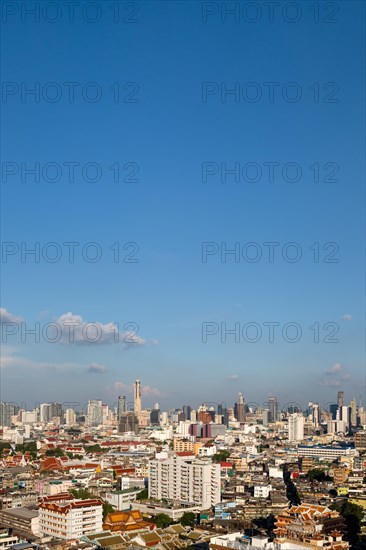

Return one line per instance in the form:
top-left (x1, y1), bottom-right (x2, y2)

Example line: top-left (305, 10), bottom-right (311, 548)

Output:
top-left (134, 379), bottom-right (141, 414)
top-left (65, 408), bottom-right (76, 426)
top-left (117, 396), bottom-right (126, 421)
top-left (288, 413), bottom-right (304, 442)
top-left (118, 411), bottom-right (139, 434)
top-left (39, 496), bottom-right (103, 539)
top-left (0, 508), bottom-right (39, 536)
top-left (298, 445), bottom-right (356, 460)
top-left (86, 400), bottom-right (103, 427)
top-left (149, 452), bottom-right (220, 510)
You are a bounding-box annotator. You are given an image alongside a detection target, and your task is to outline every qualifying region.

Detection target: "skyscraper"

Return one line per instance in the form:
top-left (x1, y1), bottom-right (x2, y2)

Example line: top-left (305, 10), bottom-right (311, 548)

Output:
top-left (183, 405), bottom-right (191, 421)
top-left (134, 379), bottom-right (142, 414)
top-left (288, 413), bottom-right (304, 441)
top-left (337, 391), bottom-right (344, 408)
top-left (268, 396), bottom-right (278, 423)
top-left (87, 400), bottom-right (103, 426)
top-left (117, 396), bottom-right (126, 421)
top-left (350, 398), bottom-right (357, 427)
top-left (234, 392), bottom-right (246, 423)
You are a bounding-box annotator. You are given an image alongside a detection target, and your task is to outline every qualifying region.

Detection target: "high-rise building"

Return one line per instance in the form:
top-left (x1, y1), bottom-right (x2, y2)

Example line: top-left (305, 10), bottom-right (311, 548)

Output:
top-left (150, 403), bottom-right (160, 426)
top-left (0, 402), bottom-right (19, 427)
top-left (40, 403), bottom-right (51, 423)
top-left (234, 392), bottom-right (246, 423)
top-left (350, 398), bottom-right (357, 427)
top-left (49, 402), bottom-right (63, 419)
top-left (329, 403), bottom-right (338, 420)
top-left (288, 413), bottom-right (304, 441)
top-left (268, 396), bottom-right (278, 423)
top-left (149, 453), bottom-right (220, 509)
top-left (183, 405), bottom-right (191, 421)
top-left (134, 379), bottom-right (142, 414)
top-left (118, 411), bottom-right (139, 434)
top-left (117, 396), bottom-right (126, 421)
top-left (65, 408), bottom-right (76, 426)
top-left (309, 402), bottom-right (320, 427)
top-left (86, 400), bottom-right (103, 426)
top-left (340, 405), bottom-right (350, 429)
top-left (337, 391), bottom-right (344, 408)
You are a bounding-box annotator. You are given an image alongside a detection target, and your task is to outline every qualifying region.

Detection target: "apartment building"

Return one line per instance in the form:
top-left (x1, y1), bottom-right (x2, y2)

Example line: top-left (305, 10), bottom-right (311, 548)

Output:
top-left (149, 452), bottom-right (220, 510)
top-left (38, 495), bottom-right (103, 540)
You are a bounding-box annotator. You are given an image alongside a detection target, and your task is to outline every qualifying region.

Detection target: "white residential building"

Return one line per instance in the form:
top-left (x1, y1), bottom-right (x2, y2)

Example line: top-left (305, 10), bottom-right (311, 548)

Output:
top-left (39, 497), bottom-right (103, 539)
top-left (149, 453), bottom-right (220, 510)
top-left (65, 408), bottom-right (76, 426)
top-left (288, 413), bottom-right (304, 442)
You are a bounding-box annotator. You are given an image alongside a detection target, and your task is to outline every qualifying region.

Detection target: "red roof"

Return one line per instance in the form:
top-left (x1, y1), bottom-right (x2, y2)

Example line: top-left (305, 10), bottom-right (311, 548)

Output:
top-left (220, 462), bottom-right (233, 468)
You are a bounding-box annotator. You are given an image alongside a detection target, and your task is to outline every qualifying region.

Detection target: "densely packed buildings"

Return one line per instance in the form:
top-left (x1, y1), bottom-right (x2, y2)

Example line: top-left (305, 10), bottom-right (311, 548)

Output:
top-left (0, 382), bottom-right (365, 549)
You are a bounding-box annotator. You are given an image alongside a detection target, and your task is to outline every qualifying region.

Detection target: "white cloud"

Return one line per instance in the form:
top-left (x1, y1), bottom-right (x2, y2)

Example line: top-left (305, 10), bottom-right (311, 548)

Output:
top-left (228, 374), bottom-right (239, 380)
top-left (325, 363), bottom-right (342, 374)
top-left (342, 314), bottom-right (352, 321)
top-left (114, 381), bottom-right (131, 393)
top-left (319, 363), bottom-right (352, 387)
top-left (53, 312), bottom-right (147, 348)
top-left (0, 308), bottom-right (23, 324)
top-left (142, 385), bottom-right (161, 397)
top-left (0, 349), bottom-right (80, 371)
top-left (87, 362), bottom-right (107, 374)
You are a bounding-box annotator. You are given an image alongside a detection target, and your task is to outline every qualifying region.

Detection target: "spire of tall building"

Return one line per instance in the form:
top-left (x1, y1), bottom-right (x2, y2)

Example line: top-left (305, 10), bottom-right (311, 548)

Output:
top-left (134, 379), bottom-right (142, 414)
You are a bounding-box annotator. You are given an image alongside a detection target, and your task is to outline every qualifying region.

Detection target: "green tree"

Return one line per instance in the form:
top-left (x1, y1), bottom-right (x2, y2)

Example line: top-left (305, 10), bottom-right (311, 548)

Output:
top-left (153, 513), bottom-right (172, 528)
top-left (307, 468), bottom-right (330, 482)
top-left (136, 488), bottom-right (148, 501)
top-left (45, 448), bottom-right (65, 457)
top-left (180, 512), bottom-right (196, 527)
top-left (212, 450), bottom-right (230, 463)
top-left (102, 502), bottom-right (114, 520)
top-left (331, 501), bottom-right (363, 544)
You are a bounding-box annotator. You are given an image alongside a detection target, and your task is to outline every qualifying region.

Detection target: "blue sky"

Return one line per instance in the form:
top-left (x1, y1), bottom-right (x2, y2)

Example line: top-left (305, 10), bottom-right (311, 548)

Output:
top-left (1, 0), bottom-right (365, 412)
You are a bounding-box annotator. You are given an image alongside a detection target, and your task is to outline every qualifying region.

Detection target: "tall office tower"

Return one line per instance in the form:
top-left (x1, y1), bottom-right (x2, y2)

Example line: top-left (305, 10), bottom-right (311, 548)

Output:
top-left (50, 403), bottom-right (63, 419)
top-left (0, 402), bottom-right (19, 427)
top-left (340, 405), bottom-right (350, 429)
top-left (218, 404), bottom-right (229, 426)
top-left (309, 402), bottom-right (320, 427)
top-left (150, 403), bottom-right (160, 426)
top-left (40, 403), bottom-right (51, 423)
top-left (183, 405), bottom-right (191, 421)
top-left (65, 408), bottom-right (76, 426)
top-left (87, 399), bottom-right (103, 426)
top-left (117, 396), bottom-right (127, 421)
top-left (268, 396), bottom-right (279, 423)
top-left (134, 379), bottom-right (142, 414)
top-left (234, 392), bottom-right (246, 423)
top-left (190, 409), bottom-right (197, 422)
top-left (350, 398), bottom-right (357, 427)
top-left (288, 413), bottom-right (305, 441)
top-left (329, 403), bottom-right (338, 420)
top-left (337, 391), bottom-right (344, 408)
